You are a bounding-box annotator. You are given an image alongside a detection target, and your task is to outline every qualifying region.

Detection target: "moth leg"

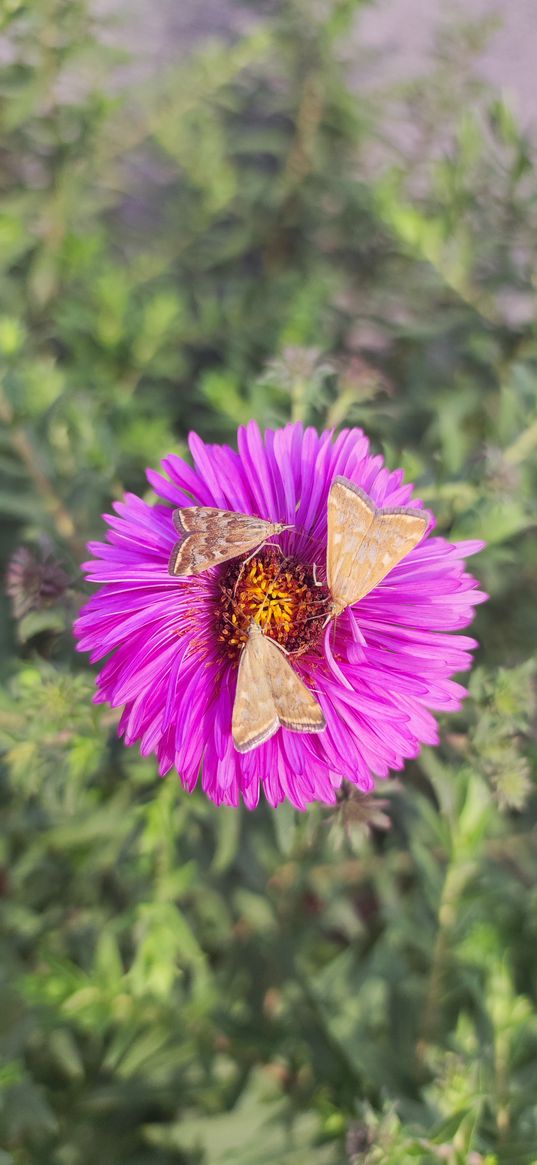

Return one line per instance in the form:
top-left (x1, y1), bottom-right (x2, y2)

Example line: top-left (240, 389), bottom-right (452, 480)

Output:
top-left (312, 562), bottom-right (326, 587)
top-left (322, 607), bottom-right (338, 630)
top-left (233, 541), bottom-right (266, 597)
top-left (288, 640), bottom-right (309, 658)
top-left (233, 540), bottom-right (286, 598)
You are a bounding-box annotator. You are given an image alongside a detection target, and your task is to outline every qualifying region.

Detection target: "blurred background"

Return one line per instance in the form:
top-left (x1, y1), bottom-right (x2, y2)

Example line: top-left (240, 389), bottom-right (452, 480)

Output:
top-left (1, 1), bottom-right (536, 1162)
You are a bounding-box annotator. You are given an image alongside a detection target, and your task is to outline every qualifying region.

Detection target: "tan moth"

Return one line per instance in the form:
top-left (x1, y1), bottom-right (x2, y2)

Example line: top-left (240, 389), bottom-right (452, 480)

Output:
top-left (168, 507), bottom-right (289, 577)
top-left (232, 621), bottom-right (326, 753)
top-left (326, 476), bottom-right (428, 617)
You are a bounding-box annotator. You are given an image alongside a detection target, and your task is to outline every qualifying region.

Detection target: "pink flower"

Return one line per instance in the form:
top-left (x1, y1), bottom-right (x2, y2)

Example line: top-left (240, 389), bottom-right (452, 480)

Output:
top-left (75, 423), bottom-right (487, 809)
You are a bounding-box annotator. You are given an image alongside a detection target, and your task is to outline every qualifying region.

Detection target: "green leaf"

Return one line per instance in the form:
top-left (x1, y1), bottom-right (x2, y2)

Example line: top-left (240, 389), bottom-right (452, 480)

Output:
top-left (273, 802), bottom-right (298, 856)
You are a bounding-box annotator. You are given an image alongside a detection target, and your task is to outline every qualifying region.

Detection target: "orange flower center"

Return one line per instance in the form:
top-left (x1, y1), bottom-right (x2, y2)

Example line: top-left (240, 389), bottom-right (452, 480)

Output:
top-left (217, 547), bottom-right (330, 663)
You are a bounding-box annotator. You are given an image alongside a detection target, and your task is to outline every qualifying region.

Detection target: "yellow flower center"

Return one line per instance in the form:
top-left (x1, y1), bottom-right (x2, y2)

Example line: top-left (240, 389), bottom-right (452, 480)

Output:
top-left (217, 547), bottom-right (330, 663)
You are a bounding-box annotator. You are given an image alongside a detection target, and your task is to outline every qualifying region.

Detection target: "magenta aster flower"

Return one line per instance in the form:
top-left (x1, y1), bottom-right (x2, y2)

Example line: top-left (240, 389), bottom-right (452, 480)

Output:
top-left (74, 422), bottom-right (487, 810)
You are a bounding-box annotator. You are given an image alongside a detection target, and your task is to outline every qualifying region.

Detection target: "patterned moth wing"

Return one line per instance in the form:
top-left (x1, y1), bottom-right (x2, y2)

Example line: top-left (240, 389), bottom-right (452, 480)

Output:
top-left (327, 476), bottom-right (428, 616)
top-left (232, 622), bottom-right (326, 753)
top-left (168, 507), bottom-right (288, 576)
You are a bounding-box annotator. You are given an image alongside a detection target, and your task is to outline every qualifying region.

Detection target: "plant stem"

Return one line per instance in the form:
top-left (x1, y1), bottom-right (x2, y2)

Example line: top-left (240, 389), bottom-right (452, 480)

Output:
top-left (0, 390), bottom-right (82, 557)
top-left (417, 860), bottom-right (471, 1063)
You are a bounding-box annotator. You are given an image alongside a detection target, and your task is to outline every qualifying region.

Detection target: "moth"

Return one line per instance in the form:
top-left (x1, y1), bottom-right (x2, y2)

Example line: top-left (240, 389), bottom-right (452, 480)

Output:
top-left (168, 507), bottom-right (289, 577)
top-left (326, 476), bottom-right (428, 617)
top-left (232, 621), bottom-right (326, 753)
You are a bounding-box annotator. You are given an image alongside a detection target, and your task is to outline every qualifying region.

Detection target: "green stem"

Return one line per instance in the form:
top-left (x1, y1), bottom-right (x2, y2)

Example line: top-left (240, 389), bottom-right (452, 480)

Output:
top-left (291, 377), bottom-right (308, 423)
top-left (0, 389), bottom-right (82, 558)
top-left (417, 861), bottom-right (471, 1063)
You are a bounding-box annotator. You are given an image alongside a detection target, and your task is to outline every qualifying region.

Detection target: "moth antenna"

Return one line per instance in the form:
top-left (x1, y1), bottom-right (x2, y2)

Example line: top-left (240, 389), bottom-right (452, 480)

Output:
top-left (289, 523), bottom-right (324, 552)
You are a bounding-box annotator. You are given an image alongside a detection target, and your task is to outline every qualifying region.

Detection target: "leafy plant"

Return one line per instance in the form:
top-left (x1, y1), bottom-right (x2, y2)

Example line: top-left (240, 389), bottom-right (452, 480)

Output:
top-left (0, 2), bottom-right (536, 1163)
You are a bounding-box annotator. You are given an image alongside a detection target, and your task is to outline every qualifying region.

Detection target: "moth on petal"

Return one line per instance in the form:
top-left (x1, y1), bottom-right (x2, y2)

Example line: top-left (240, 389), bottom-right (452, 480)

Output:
top-left (232, 621), bottom-right (325, 753)
top-left (169, 507), bottom-right (289, 577)
top-left (327, 476), bottom-right (428, 617)
top-left (76, 422), bottom-right (486, 810)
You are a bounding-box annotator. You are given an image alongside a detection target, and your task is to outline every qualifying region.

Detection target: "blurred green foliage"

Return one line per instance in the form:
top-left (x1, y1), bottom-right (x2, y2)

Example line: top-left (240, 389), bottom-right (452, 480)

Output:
top-left (0, 0), bottom-right (536, 1162)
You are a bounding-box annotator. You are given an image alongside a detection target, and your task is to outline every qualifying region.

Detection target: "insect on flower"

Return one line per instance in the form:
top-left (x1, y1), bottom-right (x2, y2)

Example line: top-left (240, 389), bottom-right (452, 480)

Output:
top-left (325, 476), bottom-right (429, 619)
top-left (169, 512), bottom-right (325, 749)
top-left (232, 620), bottom-right (325, 752)
top-left (168, 507), bottom-right (290, 576)
top-left (75, 422), bottom-right (487, 809)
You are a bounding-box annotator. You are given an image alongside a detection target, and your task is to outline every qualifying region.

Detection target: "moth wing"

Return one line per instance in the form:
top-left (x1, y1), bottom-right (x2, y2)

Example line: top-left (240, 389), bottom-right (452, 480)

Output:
top-left (168, 530), bottom-right (230, 576)
top-left (268, 641), bottom-right (326, 734)
top-left (327, 478), bottom-right (376, 609)
top-left (327, 477), bottom-right (428, 611)
top-left (168, 540), bottom-right (192, 576)
top-left (173, 507), bottom-right (237, 534)
top-left (169, 508), bottom-right (283, 577)
top-left (232, 630), bottom-right (280, 753)
top-left (354, 508), bottom-right (428, 602)
top-left (232, 629), bottom-right (325, 753)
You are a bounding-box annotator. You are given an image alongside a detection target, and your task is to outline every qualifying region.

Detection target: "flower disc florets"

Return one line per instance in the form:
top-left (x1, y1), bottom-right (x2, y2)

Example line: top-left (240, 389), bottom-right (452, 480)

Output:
top-left (75, 421), bottom-right (487, 810)
top-left (217, 547), bottom-right (331, 662)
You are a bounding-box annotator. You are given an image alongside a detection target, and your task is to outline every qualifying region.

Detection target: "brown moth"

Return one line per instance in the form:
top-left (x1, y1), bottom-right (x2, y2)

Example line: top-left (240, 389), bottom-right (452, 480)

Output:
top-left (168, 507), bottom-right (289, 577)
top-left (232, 621), bottom-right (326, 753)
top-left (327, 476), bottom-right (428, 617)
